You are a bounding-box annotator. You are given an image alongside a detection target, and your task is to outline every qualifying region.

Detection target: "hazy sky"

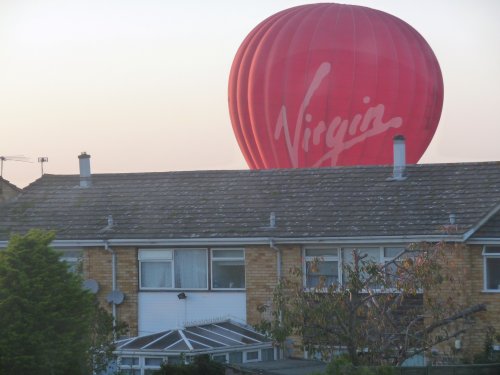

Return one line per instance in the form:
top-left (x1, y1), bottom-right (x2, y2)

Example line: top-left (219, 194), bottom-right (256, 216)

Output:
top-left (1, 0), bottom-right (499, 187)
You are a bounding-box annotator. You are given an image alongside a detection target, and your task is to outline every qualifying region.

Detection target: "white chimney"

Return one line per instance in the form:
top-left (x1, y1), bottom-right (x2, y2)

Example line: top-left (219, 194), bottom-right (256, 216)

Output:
top-left (392, 135), bottom-right (406, 180)
top-left (78, 152), bottom-right (91, 187)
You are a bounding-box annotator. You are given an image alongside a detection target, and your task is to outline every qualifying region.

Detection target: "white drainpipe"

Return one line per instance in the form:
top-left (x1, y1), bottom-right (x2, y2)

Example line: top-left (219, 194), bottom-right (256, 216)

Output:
top-left (269, 238), bottom-right (281, 279)
top-left (104, 240), bottom-right (117, 328)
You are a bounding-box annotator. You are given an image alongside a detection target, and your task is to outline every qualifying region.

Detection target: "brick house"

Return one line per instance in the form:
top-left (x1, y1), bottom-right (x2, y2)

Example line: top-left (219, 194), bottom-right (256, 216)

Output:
top-left (0, 152), bottom-right (499, 364)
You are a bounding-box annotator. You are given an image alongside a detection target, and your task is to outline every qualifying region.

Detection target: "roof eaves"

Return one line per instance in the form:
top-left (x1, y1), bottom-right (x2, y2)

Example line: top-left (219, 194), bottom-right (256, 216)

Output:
top-left (463, 202), bottom-right (500, 241)
top-left (0, 234), bottom-right (466, 249)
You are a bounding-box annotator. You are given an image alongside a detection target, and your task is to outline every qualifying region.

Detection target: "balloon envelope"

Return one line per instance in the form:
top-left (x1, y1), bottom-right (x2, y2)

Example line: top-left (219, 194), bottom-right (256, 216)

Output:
top-left (228, 3), bottom-right (444, 169)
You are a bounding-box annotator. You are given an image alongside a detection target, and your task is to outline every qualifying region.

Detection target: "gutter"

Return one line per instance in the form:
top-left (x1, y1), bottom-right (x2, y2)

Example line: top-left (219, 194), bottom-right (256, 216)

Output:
top-left (0, 234), bottom-right (467, 249)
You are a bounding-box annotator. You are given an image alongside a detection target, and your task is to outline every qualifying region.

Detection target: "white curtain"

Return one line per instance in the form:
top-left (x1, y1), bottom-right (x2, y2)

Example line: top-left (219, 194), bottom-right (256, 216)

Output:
top-left (175, 250), bottom-right (207, 288)
top-left (141, 261), bottom-right (172, 288)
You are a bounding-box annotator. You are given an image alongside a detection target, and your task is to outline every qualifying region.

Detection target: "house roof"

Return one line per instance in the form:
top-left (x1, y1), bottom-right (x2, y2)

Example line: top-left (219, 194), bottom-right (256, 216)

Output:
top-left (0, 177), bottom-right (22, 192)
top-left (0, 162), bottom-right (500, 243)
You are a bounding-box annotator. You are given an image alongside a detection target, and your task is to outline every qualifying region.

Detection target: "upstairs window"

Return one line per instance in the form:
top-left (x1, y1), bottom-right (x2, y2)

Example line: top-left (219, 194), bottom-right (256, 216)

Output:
top-left (483, 247), bottom-right (500, 292)
top-left (342, 247), bottom-right (380, 284)
top-left (139, 249), bottom-right (208, 290)
top-left (211, 249), bottom-right (245, 289)
top-left (305, 248), bottom-right (339, 288)
top-left (304, 247), bottom-right (405, 289)
top-left (59, 249), bottom-right (83, 274)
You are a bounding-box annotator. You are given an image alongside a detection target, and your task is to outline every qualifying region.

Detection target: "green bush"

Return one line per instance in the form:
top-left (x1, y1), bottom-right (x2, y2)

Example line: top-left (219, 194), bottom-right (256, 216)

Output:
top-left (324, 356), bottom-right (395, 375)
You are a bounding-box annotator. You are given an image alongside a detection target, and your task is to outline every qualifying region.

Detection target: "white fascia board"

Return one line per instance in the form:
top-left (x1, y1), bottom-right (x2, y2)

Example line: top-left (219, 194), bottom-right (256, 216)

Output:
top-left (466, 238), bottom-right (500, 245)
top-left (114, 343), bottom-right (272, 357)
top-left (463, 203), bottom-right (500, 241)
top-left (17, 234), bottom-right (464, 248)
top-left (0, 234), bottom-right (464, 250)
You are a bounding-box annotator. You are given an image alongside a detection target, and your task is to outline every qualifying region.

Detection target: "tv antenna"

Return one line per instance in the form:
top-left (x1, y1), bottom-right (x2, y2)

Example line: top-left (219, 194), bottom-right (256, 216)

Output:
top-left (0, 155), bottom-right (31, 178)
top-left (38, 157), bottom-right (48, 176)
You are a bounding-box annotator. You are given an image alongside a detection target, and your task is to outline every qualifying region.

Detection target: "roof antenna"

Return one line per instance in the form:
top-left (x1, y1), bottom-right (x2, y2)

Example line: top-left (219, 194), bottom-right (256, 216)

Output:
top-left (0, 155), bottom-right (31, 178)
top-left (38, 157), bottom-right (48, 176)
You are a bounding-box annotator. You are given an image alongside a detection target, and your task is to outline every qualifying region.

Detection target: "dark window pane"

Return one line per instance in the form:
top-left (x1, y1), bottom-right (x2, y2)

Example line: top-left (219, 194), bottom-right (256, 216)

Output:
top-left (212, 260), bottom-right (245, 288)
top-left (213, 250), bottom-right (244, 258)
top-left (262, 348), bottom-right (275, 361)
top-left (246, 351), bottom-right (259, 361)
top-left (229, 352), bottom-right (243, 363)
top-left (306, 260), bottom-right (338, 287)
top-left (486, 258), bottom-right (500, 290)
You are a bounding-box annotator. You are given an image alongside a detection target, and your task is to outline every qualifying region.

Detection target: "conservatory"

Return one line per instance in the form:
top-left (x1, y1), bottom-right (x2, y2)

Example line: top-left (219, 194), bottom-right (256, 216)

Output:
top-left (115, 320), bottom-right (276, 374)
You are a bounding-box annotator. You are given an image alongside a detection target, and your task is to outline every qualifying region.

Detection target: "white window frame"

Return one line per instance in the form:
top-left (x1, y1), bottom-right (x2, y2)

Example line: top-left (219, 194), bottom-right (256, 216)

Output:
top-left (138, 249), bottom-right (208, 291)
top-left (303, 247), bottom-right (340, 289)
top-left (243, 349), bottom-right (261, 363)
top-left (144, 356), bottom-right (166, 373)
top-left (118, 356), bottom-right (141, 375)
top-left (303, 246), bottom-right (406, 290)
top-left (483, 246), bottom-right (500, 293)
top-left (211, 353), bottom-right (229, 363)
top-left (58, 249), bottom-right (83, 273)
top-left (211, 248), bottom-right (246, 290)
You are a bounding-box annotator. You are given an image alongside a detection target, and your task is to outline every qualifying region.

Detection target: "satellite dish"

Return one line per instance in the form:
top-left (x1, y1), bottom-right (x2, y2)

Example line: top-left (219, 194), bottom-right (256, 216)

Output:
top-left (83, 279), bottom-right (99, 294)
top-left (106, 290), bottom-right (125, 305)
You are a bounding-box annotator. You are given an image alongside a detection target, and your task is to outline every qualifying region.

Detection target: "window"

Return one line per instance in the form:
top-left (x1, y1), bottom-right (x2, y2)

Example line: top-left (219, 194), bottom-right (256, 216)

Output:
top-left (342, 247), bottom-right (380, 284)
top-left (211, 249), bottom-right (245, 289)
top-left (305, 248), bottom-right (339, 287)
top-left (120, 357), bottom-right (139, 366)
top-left (212, 354), bottom-right (228, 363)
top-left (229, 351), bottom-right (243, 363)
top-left (119, 356), bottom-right (140, 375)
top-left (483, 247), bottom-right (500, 292)
top-left (144, 357), bottom-right (164, 367)
top-left (59, 249), bottom-right (83, 273)
top-left (261, 348), bottom-right (275, 361)
top-left (244, 350), bottom-right (260, 362)
top-left (304, 247), bottom-right (404, 288)
top-left (139, 249), bottom-right (208, 290)
top-left (383, 247), bottom-right (405, 283)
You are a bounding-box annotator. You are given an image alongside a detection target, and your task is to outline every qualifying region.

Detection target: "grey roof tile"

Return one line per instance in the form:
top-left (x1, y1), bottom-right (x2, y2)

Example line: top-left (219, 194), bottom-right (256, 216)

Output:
top-left (0, 162), bottom-right (499, 241)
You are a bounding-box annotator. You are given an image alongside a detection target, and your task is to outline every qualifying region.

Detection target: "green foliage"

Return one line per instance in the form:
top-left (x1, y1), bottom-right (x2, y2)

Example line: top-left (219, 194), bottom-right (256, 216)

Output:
top-left (259, 243), bottom-right (484, 366)
top-left (153, 355), bottom-right (225, 375)
top-left (471, 327), bottom-right (500, 364)
top-left (0, 230), bottom-right (119, 375)
top-left (324, 357), bottom-right (395, 375)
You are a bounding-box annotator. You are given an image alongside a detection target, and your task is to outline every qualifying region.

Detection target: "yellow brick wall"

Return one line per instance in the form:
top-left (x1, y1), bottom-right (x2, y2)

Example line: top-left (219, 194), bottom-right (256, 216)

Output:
top-left (79, 242), bottom-right (498, 358)
top-left (83, 246), bottom-right (138, 336)
top-left (245, 245), bottom-right (278, 326)
top-left (425, 244), bottom-right (500, 359)
top-left (462, 245), bottom-right (500, 358)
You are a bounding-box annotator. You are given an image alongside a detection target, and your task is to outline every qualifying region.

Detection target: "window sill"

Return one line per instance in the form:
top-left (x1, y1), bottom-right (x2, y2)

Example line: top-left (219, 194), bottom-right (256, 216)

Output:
top-left (139, 289), bottom-right (245, 292)
top-left (481, 289), bottom-right (500, 293)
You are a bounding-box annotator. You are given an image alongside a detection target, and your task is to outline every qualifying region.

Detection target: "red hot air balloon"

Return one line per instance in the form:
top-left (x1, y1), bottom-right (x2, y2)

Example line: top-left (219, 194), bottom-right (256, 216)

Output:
top-left (228, 3), bottom-right (444, 169)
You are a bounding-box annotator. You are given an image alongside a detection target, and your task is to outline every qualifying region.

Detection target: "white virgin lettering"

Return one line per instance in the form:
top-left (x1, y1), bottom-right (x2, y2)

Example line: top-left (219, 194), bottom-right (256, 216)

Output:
top-left (274, 62), bottom-right (403, 167)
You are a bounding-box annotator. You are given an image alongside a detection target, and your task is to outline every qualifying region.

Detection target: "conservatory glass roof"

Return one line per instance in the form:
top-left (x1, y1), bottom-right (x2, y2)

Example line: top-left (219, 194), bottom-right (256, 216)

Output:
top-left (115, 320), bottom-right (272, 355)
